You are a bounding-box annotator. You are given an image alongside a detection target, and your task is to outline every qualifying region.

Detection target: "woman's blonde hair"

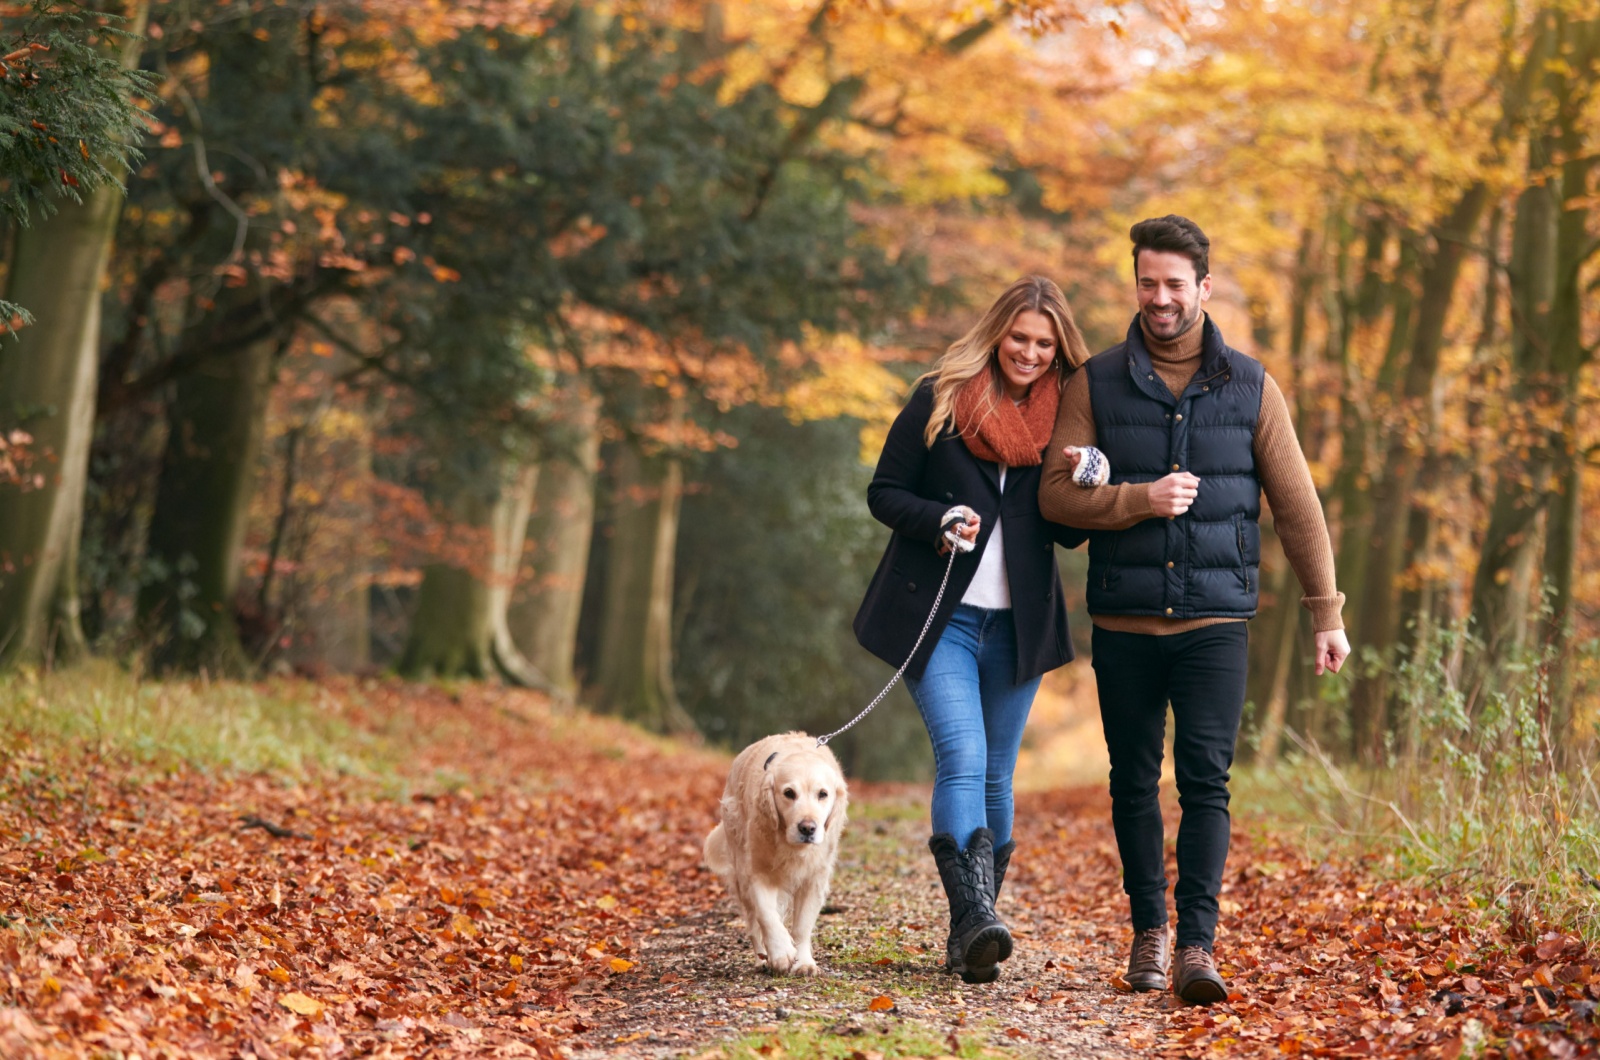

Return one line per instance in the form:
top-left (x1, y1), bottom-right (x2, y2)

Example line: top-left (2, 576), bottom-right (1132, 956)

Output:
top-left (919, 275), bottom-right (1091, 447)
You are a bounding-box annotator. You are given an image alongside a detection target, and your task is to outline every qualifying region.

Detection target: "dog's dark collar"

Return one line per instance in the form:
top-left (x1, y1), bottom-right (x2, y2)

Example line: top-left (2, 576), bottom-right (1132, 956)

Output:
top-left (763, 751), bottom-right (780, 771)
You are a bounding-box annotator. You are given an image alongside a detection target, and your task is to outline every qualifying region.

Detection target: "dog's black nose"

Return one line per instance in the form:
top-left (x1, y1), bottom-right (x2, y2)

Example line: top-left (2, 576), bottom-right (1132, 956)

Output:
top-left (797, 821), bottom-right (816, 840)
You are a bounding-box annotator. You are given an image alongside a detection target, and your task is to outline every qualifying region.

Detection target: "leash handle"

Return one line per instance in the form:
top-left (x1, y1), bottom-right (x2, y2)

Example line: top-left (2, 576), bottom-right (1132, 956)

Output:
top-left (816, 544), bottom-right (961, 748)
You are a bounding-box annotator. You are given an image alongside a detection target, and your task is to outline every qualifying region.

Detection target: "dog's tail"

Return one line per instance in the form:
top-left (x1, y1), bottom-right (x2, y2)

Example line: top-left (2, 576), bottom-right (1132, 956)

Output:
top-left (703, 823), bottom-right (731, 876)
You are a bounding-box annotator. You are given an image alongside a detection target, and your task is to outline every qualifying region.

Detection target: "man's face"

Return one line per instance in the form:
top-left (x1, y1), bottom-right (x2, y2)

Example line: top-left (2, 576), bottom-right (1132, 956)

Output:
top-left (1135, 249), bottom-right (1211, 341)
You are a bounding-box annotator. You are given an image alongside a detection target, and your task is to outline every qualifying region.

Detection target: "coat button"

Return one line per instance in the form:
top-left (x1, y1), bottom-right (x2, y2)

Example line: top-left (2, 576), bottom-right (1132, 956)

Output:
top-left (1165, 607), bottom-right (1174, 615)
top-left (945, 491), bottom-right (954, 501)
top-left (1167, 561), bottom-right (1175, 569)
top-left (1175, 414), bottom-right (1183, 421)
top-left (1202, 385), bottom-right (1210, 391)
top-left (907, 582), bottom-right (918, 592)
top-left (1171, 464), bottom-right (1180, 471)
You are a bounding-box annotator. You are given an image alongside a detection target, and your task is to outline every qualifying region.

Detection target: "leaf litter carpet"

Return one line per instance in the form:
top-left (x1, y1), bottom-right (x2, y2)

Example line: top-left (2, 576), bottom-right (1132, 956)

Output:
top-left (1, 681), bottom-right (1596, 1057)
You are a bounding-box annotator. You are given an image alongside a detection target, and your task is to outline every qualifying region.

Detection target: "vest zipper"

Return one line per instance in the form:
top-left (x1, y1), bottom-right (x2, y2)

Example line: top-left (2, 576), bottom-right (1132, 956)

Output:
top-left (1236, 516), bottom-right (1250, 592)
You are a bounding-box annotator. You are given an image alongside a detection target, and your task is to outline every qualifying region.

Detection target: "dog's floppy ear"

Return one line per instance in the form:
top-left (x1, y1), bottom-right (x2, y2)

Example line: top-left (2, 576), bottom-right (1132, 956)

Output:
top-left (824, 778), bottom-right (848, 832)
top-left (762, 763), bottom-right (783, 830)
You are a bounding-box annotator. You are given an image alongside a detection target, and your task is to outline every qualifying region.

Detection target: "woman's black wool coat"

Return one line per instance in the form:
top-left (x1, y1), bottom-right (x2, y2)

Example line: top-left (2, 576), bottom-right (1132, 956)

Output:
top-left (853, 380), bottom-right (1088, 684)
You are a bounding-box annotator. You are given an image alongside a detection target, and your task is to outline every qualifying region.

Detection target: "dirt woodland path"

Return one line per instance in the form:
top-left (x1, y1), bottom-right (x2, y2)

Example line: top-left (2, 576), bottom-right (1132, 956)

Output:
top-left (1, 681), bottom-right (1597, 1058)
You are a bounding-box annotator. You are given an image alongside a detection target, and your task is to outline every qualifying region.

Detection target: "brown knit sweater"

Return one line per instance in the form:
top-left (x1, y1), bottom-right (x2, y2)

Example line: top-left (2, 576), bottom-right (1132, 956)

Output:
top-left (1039, 316), bottom-right (1345, 635)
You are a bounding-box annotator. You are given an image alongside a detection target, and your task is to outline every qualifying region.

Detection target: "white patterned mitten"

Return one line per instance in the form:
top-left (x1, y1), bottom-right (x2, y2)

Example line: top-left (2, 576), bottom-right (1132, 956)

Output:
top-left (1070, 446), bottom-right (1110, 488)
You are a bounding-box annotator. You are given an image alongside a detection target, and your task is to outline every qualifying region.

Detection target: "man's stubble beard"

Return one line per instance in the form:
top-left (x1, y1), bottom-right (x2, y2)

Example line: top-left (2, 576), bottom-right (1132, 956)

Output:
top-left (1143, 303), bottom-right (1203, 340)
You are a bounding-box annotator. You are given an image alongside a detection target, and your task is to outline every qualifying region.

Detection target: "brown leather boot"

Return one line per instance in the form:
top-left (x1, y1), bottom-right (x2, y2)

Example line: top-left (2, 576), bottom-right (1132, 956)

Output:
top-left (1173, 945), bottom-right (1228, 1004)
top-left (1125, 926), bottom-right (1170, 991)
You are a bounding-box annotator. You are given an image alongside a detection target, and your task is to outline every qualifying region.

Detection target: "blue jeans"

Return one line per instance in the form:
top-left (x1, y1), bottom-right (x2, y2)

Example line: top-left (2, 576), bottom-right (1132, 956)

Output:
top-left (906, 605), bottom-right (1041, 851)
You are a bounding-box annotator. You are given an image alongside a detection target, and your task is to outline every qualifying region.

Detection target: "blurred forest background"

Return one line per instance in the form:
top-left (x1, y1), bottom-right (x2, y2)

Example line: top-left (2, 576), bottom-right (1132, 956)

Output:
top-left (2, 0), bottom-right (1599, 791)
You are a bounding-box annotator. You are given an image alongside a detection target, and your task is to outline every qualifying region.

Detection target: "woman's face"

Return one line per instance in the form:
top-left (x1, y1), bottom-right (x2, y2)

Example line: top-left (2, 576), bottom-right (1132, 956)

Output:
top-left (996, 309), bottom-right (1058, 400)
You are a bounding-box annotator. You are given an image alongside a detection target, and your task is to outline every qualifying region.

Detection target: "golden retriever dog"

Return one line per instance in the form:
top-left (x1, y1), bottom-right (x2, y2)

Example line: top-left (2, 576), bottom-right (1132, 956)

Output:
top-left (703, 732), bottom-right (849, 976)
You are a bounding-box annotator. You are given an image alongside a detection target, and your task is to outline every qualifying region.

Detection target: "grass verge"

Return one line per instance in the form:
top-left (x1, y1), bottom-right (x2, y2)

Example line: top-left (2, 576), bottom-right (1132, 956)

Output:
top-left (1, 660), bottom-right (405, 785)
top-left (1234, 625), bottom-right (1600, 945)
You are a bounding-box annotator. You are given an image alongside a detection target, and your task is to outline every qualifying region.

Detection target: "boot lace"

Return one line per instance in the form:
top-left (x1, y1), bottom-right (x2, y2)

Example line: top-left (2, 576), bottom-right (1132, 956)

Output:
top-left (1133, 930), bottom-right (1166, 968)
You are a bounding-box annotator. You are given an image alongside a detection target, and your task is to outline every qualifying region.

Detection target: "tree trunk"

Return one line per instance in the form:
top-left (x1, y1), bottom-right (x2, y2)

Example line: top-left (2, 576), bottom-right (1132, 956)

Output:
top-left (0, 0), bottom-right (150, 668)
top-left (1251, 561), bottom-right (1301, 764)
top-left (1348, 184), bottom-right (1491, 761)
top-left (399, 560), bottom-right (495, 679)
top-left (487, 464), bottom-right (557, 691)
top-left (0, 185), bottom-right (127, 666)
top-left (397, 456), bottom-right (550, 686)
top-left (1330, 234), bottom-right (1416, 628)
top-left (139, 341), bottom-right (276, 674)
top-left (1541, 17), bottom-right (1599, 730)
top-left (1469, 136), bottom-right (1558, 670)
top-left (592, 440), bottom-right (694, 733)
top-left (509, 388), bottom-right (601, 694)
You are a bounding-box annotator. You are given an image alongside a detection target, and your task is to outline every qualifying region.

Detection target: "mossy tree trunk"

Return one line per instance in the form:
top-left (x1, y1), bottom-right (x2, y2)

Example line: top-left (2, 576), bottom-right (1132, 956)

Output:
top-left (138, 340), bottom-right (276, 674)
top-left (397, 456), bottom-right (549, 686)
top-left (0, 0), bottom-right (148, 669)
top-left (591, 438), bottom-right (694, 734)
top-left (509, 387), bottom-right (601, 694)
top-left (0, 188), bottom-right (120, 666)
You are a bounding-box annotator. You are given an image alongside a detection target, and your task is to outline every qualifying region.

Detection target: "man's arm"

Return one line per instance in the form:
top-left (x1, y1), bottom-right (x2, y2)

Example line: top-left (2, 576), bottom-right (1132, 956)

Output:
top-left (1255, 372), bottom-right (1349, 673)
top-left (1039, 369), bottom-right (1158, 530)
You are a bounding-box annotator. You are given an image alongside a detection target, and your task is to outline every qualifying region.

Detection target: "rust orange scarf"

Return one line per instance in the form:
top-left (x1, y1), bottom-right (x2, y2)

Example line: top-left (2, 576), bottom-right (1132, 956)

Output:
top-left (952, 370), bottom-right (1060, 467)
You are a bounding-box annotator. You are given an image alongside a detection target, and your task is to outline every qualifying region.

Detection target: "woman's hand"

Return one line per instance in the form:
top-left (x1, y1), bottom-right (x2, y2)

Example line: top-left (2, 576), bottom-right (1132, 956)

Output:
top-left (1062, 445), bottom-right (1109, 487)
top-left (938, 506), bottom-right (980, 554)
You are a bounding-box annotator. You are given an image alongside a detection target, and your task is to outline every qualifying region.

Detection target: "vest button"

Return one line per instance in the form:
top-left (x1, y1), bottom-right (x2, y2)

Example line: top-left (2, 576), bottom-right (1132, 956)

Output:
top-left (1175, 414), bottom-right (1183, 421)
top-left (1167, 561), bottom-right (1175, 569)
top-left (1202, 385), bottom-right (1210, 391)
top-left (1165, 607), bottom-right (1174, 615)
top-left (1171, 464), bottom-right (1180, 471)
top-left (945, 491), bottom-right (954, 501)
top-left (907, 582), bottom-right (917, 592)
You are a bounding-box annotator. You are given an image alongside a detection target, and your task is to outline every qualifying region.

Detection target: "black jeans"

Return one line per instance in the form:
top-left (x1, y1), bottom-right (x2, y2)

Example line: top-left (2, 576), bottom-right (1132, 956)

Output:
top-left (1091, 623), bottom-right (1249, 950)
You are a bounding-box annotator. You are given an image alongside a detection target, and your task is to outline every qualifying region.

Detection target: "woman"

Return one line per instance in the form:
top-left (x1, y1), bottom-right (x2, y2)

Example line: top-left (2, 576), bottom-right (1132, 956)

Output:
top-left (854, 275), bottom-right (1095, 984)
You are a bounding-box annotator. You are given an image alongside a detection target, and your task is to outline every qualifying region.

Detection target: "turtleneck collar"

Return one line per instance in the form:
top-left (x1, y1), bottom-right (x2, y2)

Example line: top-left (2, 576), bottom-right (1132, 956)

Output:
top-left (1139, 313), bottom-right (1206, 365)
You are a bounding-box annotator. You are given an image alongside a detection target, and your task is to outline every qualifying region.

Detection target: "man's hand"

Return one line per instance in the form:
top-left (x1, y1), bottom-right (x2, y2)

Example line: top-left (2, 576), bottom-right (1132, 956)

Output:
top-left (1314, 629), bottom-right (1350, 675)
top-left (1147, 472), bottom-right (1201, 518)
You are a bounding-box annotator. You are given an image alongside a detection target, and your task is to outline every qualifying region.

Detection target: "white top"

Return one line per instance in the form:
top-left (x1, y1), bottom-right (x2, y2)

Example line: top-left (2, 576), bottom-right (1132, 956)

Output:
top-left (961, 466), bottom-right (1011, 609)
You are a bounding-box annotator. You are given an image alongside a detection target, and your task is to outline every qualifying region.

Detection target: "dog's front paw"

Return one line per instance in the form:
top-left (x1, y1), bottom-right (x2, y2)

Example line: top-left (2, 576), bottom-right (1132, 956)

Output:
top-left (764, 941), bottom-right (798, 975)
top-left (790, 957), bottom-right (820, 977)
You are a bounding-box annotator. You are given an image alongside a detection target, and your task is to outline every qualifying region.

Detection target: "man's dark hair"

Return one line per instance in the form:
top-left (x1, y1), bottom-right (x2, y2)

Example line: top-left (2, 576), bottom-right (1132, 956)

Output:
top-left (1130, 215), bottom-right (1210, 281)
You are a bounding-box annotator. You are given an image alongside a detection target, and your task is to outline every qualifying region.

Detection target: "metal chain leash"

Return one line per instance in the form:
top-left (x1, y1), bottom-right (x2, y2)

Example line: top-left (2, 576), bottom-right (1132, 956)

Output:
top-left (815, 543), bottom-right (961, 748)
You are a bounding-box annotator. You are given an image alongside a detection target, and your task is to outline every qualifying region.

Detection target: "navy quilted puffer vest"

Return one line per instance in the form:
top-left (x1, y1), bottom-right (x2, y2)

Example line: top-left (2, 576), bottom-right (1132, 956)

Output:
top-left (1085, 315), bottom-right (1264, 619)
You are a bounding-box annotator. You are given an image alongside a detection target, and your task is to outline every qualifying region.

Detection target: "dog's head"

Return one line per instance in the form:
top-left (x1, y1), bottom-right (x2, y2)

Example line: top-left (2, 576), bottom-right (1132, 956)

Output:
top-left (764, 748), bottom-right (848, 847)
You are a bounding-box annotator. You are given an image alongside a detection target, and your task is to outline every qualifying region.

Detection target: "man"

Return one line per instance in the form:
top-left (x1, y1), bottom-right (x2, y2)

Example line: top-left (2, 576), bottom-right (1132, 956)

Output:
top-left (1038, 215), bottom-right (1350, 1005)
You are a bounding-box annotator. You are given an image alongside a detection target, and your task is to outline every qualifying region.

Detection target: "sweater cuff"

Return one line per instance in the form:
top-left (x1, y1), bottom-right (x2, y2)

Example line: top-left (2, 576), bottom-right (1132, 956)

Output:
top-left (1131, 483), bottom-right (1157, 523)
top-left (1300, 592), bottom-right (1346, 633)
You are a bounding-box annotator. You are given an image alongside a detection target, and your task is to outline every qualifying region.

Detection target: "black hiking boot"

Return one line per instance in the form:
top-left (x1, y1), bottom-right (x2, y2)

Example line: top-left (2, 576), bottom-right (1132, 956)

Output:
top-left (992, 838), bottom-right (1015, 901)
top-left (929, 829), bottom-right (1013, 984)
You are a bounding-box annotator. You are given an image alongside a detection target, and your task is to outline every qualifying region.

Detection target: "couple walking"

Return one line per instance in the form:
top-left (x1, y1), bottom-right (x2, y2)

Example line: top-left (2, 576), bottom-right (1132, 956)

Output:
top-left (854, 215), bottom-right (1352, 1003)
